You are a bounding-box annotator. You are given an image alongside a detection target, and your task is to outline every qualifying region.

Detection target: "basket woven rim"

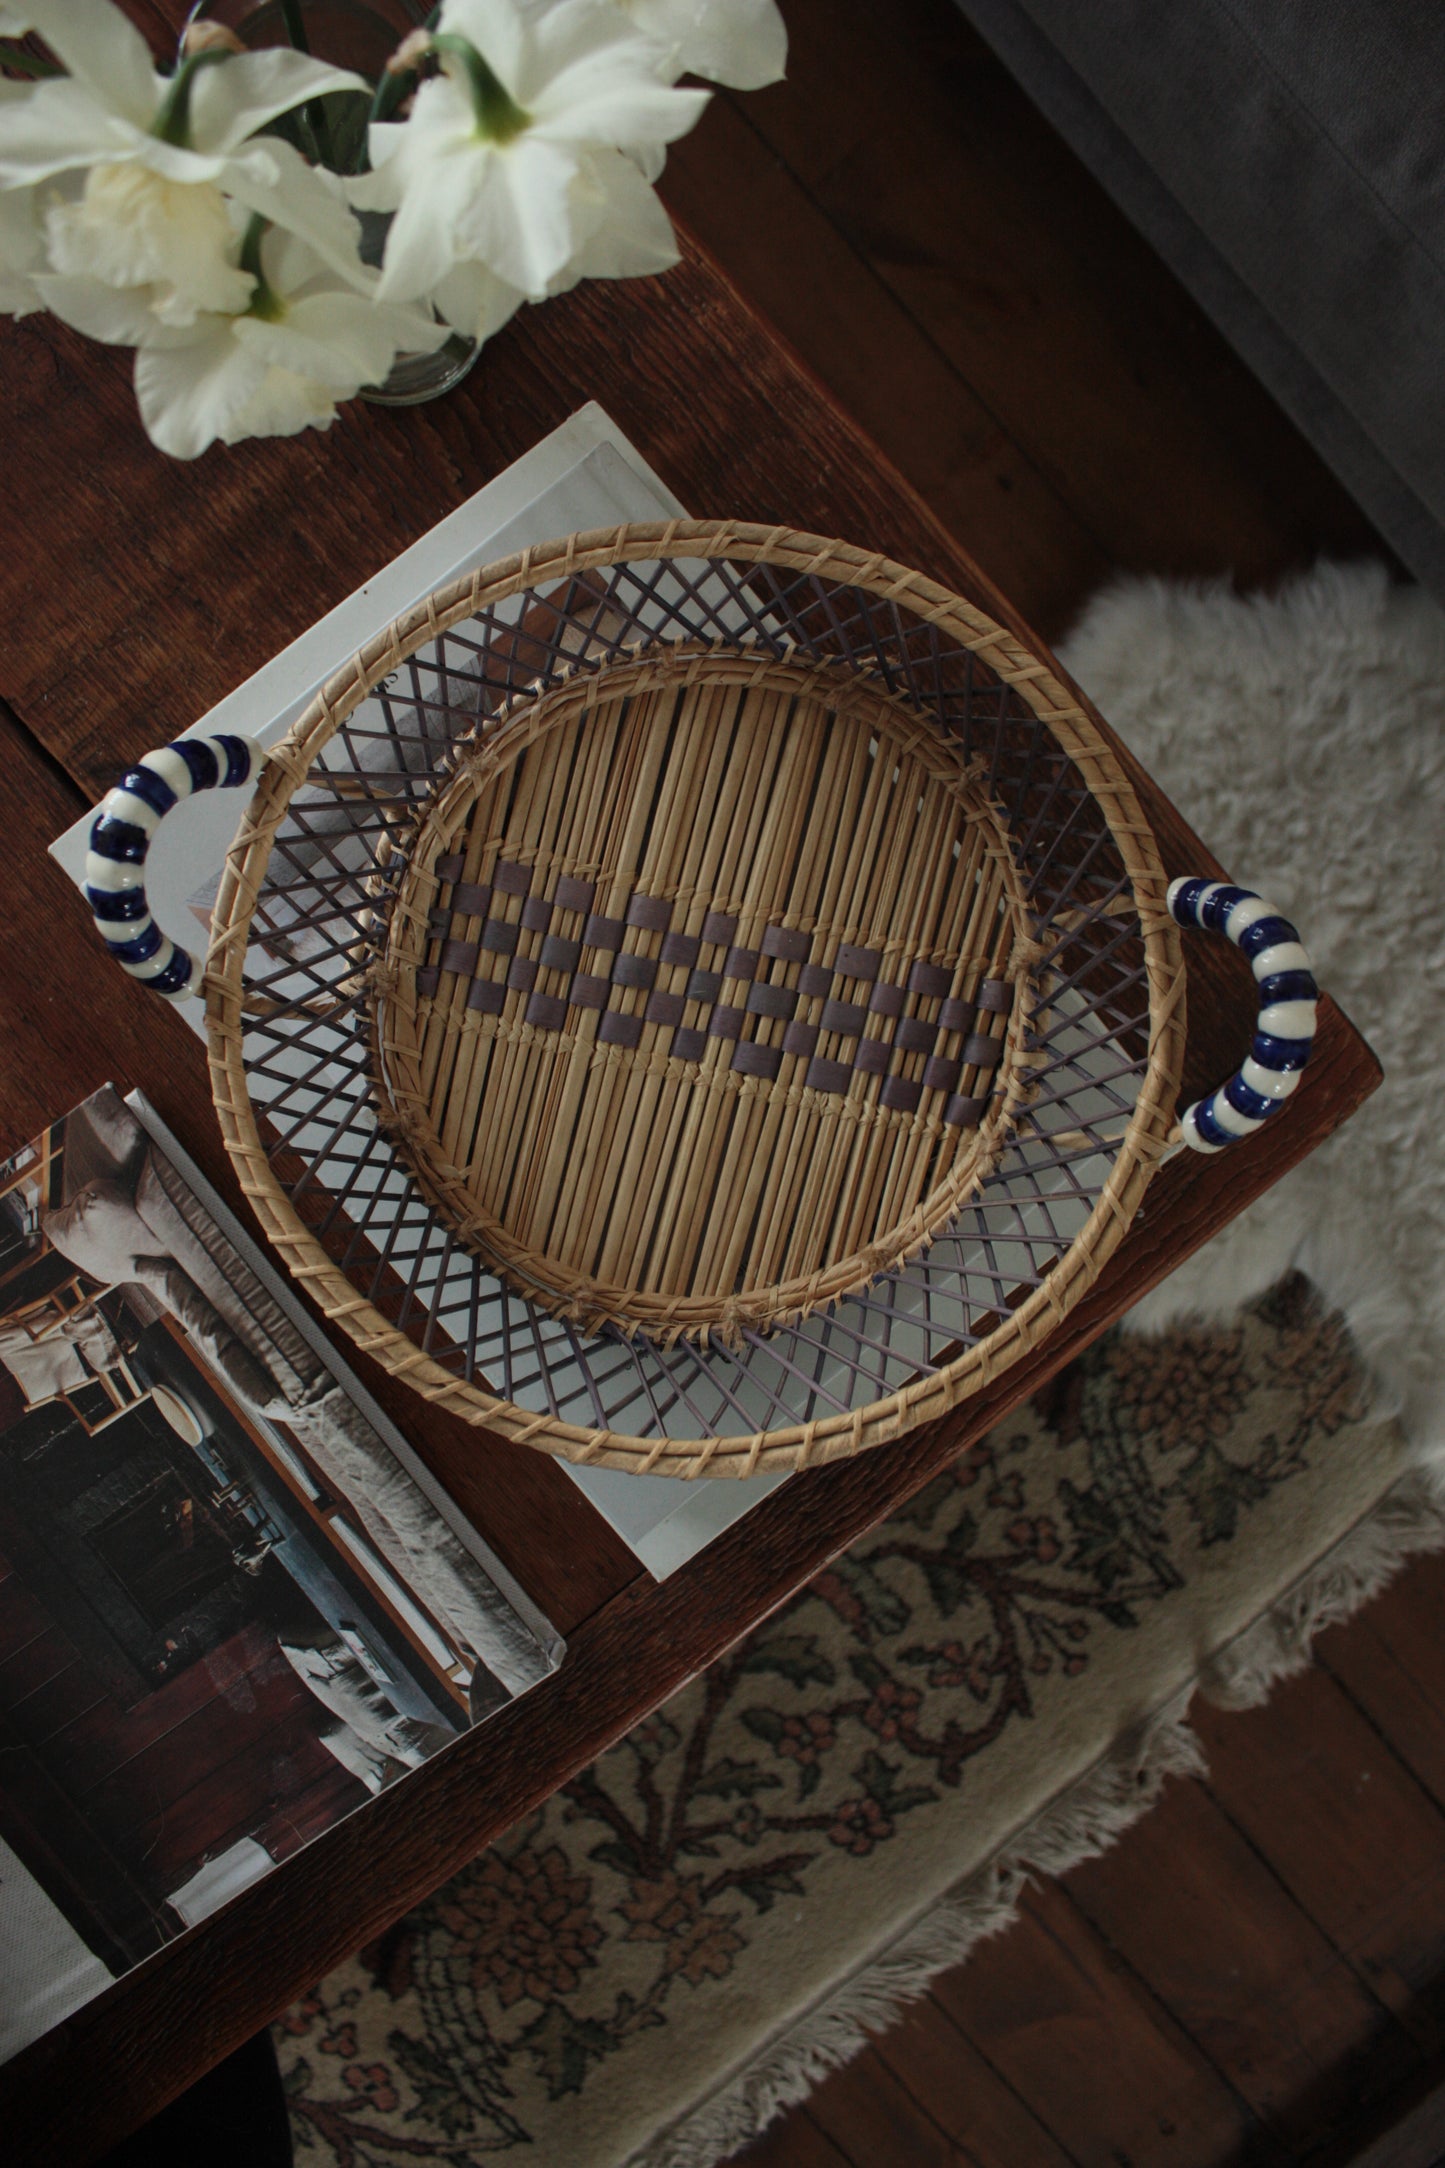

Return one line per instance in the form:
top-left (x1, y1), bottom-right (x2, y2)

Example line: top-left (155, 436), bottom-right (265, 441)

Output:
top-left (372, 646), bottom-right (1041, 1341)
top-left (204, 520), bottom-right (1186, 1477)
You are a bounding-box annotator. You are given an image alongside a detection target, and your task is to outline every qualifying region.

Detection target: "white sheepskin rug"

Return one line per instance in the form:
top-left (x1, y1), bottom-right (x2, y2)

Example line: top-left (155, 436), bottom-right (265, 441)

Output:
top-left (1058, 561), bottom-right (1445, 1463)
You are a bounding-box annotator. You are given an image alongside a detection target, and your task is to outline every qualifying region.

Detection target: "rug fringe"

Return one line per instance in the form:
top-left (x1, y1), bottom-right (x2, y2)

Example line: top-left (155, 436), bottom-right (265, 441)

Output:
top-left (631, 1466), bottom-right (1445, 2168)
top-left (1199, 1465), bottom-right (1445, 1709)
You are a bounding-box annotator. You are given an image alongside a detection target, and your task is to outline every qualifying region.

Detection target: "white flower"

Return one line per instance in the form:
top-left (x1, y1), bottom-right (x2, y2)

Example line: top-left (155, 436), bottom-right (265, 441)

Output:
top-left (0, 184), bottom-right (42, 313)
top-left (353, 0), bottom-right (707, 302)
top-left (430, 140), bottom-right (679, 336)
top-left (0, 0), bottom-right (372, 327)
top-left (38, 222), bottom-right (447, 459)
top-left (0, 86), bottom-right (41, 315)
top-left (46, 160), bottom-right (255, 320)
top-left (611, 0), bottom-right (787, 89)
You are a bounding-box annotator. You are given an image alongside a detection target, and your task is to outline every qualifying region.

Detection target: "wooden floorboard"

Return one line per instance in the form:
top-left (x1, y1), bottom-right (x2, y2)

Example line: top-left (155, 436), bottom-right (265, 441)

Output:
top-left (1194, 1675), bottom-right (1445, 2052)
top-left (1317, 1551), bottom-right (1445, 1817)
top-left (662, 0), bottom-right (1386, 647)
top-left (731, 2112), bottom-right (859, 2168)
top-left (662, 91), bottom-right (1112, 636)
top-left (804, 2043), bottom-right (974, 2167)
top-left (870, 1997), bottom-right (1078, 2168)
top-left (935, 1882), bottom-right (1267, 2167)
top-left (1066, 1766), bottom-right (1417, 2153)
top-left (698, 2), bottom-right (1437, 2163)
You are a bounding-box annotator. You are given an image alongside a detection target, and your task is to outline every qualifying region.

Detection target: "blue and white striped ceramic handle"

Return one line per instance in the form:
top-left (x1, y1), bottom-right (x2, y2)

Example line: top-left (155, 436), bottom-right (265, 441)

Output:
top-left (1168, 877), bottom-right (1317, 1153)
top-left (85, 734), bottom-right (263, 1002)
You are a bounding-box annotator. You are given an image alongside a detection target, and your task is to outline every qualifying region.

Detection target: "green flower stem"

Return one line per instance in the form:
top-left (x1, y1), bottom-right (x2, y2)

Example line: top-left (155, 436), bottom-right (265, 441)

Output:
top-left (151, 47), bottom-right (231, 148)
top-left (278, 0), bottom-right (311, 54)
top-left (367, 61), bottom-right (417, 132)
top-left (0, 40), bottom-right (62, 79)
top-left (238, 212), bottom-right (284, 320)
top-left (432, 32), bottom-right (530, 143)
top-left (273, 0), bottom-right (339, 172)
top-left (360, 7), bottom-right (440, 166)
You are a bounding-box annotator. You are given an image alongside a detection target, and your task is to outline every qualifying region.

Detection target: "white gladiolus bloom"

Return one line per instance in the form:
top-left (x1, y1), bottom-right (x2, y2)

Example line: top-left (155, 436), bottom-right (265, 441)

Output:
top-left (46, 162), bottom-right (254, 321)
top-left (353, 0), bottom-right (707, 302)
top-left (430, 140), bottom-right (679, 337)
top-left (0, 0), bottom-right (371, 326)
top-left (0, 86), bottom-right (41, 315)
top-left (38, 222), bottom-right (447, 459)
top-left (612, 0), bottom-right (787, 88)
top-left (0, 184), bottom-right (42, 313)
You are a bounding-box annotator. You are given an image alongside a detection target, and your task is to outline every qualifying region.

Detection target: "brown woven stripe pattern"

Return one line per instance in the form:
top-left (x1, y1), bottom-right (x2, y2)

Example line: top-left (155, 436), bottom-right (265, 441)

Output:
top-left (204, 523), bottom-right (1185, 1476)
top-left (418, 855), bottom-right (1006, 1122)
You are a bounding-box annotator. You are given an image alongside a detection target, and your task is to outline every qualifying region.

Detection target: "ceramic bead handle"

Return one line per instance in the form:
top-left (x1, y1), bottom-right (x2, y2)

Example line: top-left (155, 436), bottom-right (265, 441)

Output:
top-left (1168, 877), bottom-right (1317, 1152)
top-left (85, 734), bottom-right (263, 1002)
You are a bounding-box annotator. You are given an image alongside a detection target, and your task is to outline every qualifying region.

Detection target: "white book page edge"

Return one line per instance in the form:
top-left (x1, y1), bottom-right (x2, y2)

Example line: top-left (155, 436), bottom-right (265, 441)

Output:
top-left (0, 1839), bottom-right (115, 2065)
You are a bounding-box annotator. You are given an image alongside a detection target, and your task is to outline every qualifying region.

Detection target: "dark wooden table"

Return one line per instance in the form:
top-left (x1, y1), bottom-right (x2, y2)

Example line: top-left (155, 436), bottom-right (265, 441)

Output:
top-left (0, 166), bottom-right (1379, 2165)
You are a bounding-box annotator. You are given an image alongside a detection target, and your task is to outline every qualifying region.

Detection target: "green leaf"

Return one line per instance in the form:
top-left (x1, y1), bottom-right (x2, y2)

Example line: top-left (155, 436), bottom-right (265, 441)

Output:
top-left (734, 1865), bottom-right (807, 1913)
top-left (313, 86), bottom-right (374, 175)
top-left (855, 1749), bottom-right (937, 1817)
top-left (948, 1509), bottom-right (979, 1555)
top-left (848, 1650), bottom-right (888, 1690)
top-left (1176, 1447), bottom-right (1272, 1546)
top-left (1058, 1477), bottom-right (1137, 1589)
top-left (828, 1554), bottom-right (910, 1638)
top-left (629, 1709), bottom-right (682, 1761)
top-left (739, 1631), bottom-right (836, 1689)
top-left (692, 1757), bottom-right (784, 1801)
top-left (610, 1989), bottom-right (666, 2035)
top-left (915, 1510), bottom-right (983, 1616)
top-left (797, 1759), bottom-right (822, 1800)
top-left (675, 1835), bottom-right (722, 1857)
top-left (388, 2027), bottom-right (524, 2141)
top-left (741, 1706), bottom-right (787, 1746)
top-left (1098, 1600), bottom-right (1138, 1630)
top-left (518, 2000), bottom-right (615, 2102)
top-left (919, 1555), bottom-right (972, 1616)
top-left (856, 1749), bottom-right (899, 1805)
top-left (588, 1837), bottom-right (643, 1877)
top-left (281, 2055), bottom-right (312, 2099)
top-left (891, 1472), bottom-right (956, 1529)
top-left (888, 1784), bottom-right (939, 1815)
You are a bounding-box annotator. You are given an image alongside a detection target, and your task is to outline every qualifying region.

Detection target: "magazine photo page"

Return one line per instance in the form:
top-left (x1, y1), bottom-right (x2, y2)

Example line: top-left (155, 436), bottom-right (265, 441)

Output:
top-left (0, 1086), bottom-right (561, 2065)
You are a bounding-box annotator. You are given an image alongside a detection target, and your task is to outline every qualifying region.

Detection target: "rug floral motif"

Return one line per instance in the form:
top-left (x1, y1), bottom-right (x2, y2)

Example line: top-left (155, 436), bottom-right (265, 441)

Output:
top-left (276, 1280), bottom-right (1404, 2167)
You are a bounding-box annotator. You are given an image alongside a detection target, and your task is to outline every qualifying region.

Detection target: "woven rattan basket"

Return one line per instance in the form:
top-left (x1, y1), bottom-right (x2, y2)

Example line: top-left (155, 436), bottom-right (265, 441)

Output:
top-left (86, 522), bottom-right (1320, 1475)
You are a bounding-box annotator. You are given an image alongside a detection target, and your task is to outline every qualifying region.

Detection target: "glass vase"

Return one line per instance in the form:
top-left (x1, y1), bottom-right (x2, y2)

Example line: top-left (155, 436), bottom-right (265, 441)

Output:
top-left (183, 0), bottom-right (481, 406)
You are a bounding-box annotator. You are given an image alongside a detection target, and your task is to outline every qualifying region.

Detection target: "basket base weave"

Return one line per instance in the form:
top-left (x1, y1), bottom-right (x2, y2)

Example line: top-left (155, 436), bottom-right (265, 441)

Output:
top-left (372, 650), bottom-right (1034, 1343)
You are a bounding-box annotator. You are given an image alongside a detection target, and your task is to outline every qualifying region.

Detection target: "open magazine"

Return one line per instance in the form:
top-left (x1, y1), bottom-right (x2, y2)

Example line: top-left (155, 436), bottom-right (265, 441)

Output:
top-left (0, 1086), bottom-right (561, 2067)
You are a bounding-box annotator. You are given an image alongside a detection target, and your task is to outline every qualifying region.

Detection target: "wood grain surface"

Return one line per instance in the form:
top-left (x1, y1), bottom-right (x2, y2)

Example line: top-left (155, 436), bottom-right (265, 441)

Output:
top-left (0, 520), bottom-right (1378, 2163)
top-left (0, 5), bottom-right (1381, 2158)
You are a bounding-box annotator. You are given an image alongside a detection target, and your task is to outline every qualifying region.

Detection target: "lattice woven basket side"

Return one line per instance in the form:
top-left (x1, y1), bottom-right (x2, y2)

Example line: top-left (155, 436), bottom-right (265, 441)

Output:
top-left (203, 522), bottom-right (1186, 1476)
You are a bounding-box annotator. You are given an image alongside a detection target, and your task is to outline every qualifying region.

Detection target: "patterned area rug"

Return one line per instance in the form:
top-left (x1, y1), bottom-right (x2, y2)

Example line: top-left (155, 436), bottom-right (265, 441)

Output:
top-left (275, 1282), bottom-right (1439, 2167)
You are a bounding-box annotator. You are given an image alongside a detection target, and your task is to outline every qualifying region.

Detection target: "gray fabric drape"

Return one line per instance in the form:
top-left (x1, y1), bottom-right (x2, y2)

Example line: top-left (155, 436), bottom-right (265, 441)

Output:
top-left (955, 0), bottom-right (1445, 600)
